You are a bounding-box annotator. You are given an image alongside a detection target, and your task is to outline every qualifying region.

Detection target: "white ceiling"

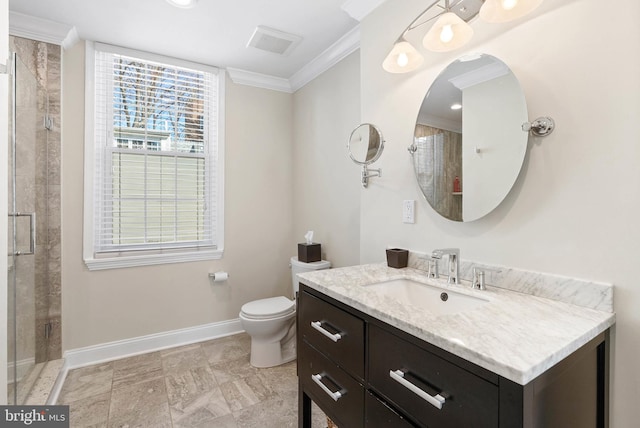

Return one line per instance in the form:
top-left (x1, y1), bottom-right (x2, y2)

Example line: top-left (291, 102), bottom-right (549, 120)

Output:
top-left (8, 0), bottom-right (383, 82)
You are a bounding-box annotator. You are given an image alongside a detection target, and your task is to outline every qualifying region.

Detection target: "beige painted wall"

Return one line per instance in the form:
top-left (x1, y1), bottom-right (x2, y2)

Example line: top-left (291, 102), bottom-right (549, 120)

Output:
top-left (292, 51), bottom-right (361, 268)
top-left (0, 0), bottom-right (9, 405)
top-left (360, 0), bottom-right (640, 426)
top-left (61, 40), bottom-right (294, 351)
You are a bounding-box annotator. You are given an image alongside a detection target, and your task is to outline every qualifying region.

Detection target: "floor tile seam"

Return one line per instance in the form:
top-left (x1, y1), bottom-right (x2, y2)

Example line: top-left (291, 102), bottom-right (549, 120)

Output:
top-left (165, 375), bottom-right (176, 428)
top-left (105, 366), bottom-right (116, 428)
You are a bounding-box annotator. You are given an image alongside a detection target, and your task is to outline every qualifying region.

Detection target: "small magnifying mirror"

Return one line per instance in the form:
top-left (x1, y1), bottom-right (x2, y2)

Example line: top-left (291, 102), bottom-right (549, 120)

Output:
top-left (348, 123), bottom-right (384, 188)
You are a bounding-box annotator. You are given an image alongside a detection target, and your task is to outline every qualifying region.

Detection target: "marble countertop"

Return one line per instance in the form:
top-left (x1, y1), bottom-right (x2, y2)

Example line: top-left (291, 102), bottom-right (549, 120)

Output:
top-left (297, 264), bottom-right (615, 385)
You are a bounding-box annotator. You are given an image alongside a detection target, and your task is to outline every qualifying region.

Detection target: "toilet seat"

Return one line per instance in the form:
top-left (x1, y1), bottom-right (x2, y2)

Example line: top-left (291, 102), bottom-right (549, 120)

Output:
top-left (240, 296), bottom-right (295, 320)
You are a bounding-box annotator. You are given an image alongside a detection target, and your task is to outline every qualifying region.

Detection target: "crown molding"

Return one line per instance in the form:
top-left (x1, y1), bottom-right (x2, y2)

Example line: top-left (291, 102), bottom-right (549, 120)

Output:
top-left (227, 67), bottom-right (294, 93)
top-left (228, 24), bottom-right (360, 94)
top-left (9, 7), bottom-right (362, 93)
top-left (9, 11), bottom-right (79, 49)
top-left (289, 25), bottom-right (360, 92)
top-left (341, 0), bottom-right (387, 21)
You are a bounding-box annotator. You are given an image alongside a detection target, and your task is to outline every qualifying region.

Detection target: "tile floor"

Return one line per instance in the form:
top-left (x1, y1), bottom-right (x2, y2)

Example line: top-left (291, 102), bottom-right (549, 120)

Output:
top-left (58, 333), bottom-right (328, 428)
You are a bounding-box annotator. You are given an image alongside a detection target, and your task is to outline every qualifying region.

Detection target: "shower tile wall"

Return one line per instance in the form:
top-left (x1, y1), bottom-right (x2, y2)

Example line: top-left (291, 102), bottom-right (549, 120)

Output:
top-left (9, 36), bottom-right (61, 362)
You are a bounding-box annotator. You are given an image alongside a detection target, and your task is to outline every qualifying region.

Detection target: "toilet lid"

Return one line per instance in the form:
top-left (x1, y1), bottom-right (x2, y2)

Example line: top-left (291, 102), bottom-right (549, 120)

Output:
top-left (241, 296), bottom-right (295, 320)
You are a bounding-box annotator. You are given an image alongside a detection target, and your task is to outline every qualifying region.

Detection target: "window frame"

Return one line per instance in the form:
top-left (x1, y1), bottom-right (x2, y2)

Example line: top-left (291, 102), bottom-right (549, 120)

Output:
top-left (83, 42), bottom-right (225, 270)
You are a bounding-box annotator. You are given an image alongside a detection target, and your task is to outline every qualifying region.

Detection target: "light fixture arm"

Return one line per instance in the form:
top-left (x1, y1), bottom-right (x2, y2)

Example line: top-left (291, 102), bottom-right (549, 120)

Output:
top-left (392, 0), bottom-right (451, 42)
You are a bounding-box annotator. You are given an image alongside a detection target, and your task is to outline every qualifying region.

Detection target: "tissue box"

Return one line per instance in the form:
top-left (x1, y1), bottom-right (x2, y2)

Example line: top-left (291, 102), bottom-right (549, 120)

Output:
top-left (386, 248), bottom-right (408, 268)
top-left (298, 243), bottom-right (321, 263)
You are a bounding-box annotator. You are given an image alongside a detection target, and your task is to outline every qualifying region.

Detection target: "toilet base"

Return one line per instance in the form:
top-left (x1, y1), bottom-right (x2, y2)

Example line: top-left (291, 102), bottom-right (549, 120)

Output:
top-left (249, 335), bottom-right (296, 368)
top-left (249, 322), bottom-right (297, 368)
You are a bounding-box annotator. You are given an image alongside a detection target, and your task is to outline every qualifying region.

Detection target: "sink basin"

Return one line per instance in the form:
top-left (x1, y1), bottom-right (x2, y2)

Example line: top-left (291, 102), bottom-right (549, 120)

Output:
top-left (364, 279), bottom-right (489, 316)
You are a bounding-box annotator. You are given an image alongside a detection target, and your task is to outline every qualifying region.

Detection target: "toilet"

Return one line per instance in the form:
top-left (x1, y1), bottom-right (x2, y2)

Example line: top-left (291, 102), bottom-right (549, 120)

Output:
top-left (239, 256), bottom-right (331, 368)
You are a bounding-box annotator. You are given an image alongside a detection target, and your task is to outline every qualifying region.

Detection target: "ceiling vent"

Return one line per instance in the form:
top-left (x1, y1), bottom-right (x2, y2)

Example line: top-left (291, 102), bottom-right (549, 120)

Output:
top-left (247, 26), bottom-right (302, 56)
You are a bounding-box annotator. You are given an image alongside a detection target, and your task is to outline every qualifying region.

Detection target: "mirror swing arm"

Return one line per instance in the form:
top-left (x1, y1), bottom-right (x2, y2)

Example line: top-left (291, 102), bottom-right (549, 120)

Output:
top-left (361, 165), bottom-right (382, 188)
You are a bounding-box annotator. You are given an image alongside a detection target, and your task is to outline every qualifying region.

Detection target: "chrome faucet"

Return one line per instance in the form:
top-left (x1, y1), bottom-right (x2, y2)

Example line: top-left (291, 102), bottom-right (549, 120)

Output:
top-left (471, 266), bottom-right (501, 290)
top-left (472, 267), bottom-right (486, 290)
top-left (431, 248), bottom-right (459, 284)
top-left (426, 256), bottom-right (439, 279)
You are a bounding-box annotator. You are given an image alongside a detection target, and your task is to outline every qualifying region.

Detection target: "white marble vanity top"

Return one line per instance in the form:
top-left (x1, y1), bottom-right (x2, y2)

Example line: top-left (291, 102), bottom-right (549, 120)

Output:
top-left (297, 263), bottom-right (615, 385)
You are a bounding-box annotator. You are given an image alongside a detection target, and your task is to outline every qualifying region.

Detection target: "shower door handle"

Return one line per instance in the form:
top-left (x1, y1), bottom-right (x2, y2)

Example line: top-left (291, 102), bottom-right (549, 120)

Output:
top-left (8, 212), bottom-right (36, 256)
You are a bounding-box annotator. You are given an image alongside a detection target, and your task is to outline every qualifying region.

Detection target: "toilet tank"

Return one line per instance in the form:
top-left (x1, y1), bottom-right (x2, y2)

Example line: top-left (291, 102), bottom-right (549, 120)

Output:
top-left (290, 256), bottom-right (330, 295)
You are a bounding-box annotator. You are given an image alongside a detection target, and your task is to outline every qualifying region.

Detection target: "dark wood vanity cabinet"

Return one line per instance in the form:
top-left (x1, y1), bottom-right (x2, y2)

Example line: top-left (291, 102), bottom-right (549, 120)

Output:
top-left (297, 284), bottom-right (609, 428)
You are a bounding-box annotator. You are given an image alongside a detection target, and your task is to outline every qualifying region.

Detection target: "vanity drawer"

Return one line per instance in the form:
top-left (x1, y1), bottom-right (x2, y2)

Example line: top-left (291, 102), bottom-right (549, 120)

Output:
top-left (368, 324), bottom-right (499, 428)
top-left (365, 391), bottom-right (416, 428)
top-left (299, 341), bottom-right (364, 428)
top-left (298, 289), bottom-right (365, 379)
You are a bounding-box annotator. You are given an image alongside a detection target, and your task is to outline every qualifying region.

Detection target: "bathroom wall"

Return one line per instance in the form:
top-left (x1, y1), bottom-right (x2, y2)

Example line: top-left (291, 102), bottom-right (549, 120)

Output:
top-left (61, 41), bottom-right (295, 350)
top-left (1, 0), bottom-right (10, 405)
top-left (292, 51), bottom-right (361, 268)
top-left (359, 0), bottom-right (640, 426)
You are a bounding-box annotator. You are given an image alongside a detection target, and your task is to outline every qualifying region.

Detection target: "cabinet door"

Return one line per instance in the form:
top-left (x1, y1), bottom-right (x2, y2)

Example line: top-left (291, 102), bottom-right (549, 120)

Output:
top-left (298, 290), bottom-right (365, 379)
top-left (299, 341), bottom-right (364, 428)
top-left (369, 325), bottom-right (499, 428)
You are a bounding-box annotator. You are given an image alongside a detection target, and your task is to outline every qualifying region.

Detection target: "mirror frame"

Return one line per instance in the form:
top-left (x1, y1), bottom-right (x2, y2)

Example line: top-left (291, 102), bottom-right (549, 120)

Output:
top-left (348, 123), bottom-right (385, 166)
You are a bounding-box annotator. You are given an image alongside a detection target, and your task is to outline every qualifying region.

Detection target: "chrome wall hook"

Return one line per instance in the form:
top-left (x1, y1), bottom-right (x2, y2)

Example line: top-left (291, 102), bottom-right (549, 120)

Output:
top-left (522, 116), bottom-right (555, 137)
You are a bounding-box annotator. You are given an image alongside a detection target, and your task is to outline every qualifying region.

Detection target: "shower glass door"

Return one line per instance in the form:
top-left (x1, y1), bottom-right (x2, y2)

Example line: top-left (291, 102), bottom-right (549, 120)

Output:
top-left (7, 52), bottom-right (43, 405)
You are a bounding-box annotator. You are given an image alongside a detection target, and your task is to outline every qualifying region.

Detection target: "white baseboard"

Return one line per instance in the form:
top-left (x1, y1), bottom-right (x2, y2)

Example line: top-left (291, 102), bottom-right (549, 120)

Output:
top-left (63, 318), bottom-right (244, 370)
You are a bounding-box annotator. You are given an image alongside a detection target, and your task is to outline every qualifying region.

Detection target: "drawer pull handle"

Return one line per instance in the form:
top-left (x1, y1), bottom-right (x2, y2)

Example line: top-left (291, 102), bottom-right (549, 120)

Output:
top-left (389, 369), bottom-right (446, 410)
top-left (312, 373), bottom-right (344, 401)
top-left (311, 321), bottom-right (343, 342)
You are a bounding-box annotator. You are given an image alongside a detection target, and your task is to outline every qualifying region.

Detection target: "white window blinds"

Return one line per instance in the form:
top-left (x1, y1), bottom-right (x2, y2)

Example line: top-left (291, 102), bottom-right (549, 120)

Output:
top-left (93, 45), bottom-right (220, 254)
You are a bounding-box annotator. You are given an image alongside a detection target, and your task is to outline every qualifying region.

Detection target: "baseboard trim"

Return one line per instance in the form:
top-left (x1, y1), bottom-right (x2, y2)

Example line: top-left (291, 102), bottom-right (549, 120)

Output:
top-left (63, 318), bottom-right (244, 370)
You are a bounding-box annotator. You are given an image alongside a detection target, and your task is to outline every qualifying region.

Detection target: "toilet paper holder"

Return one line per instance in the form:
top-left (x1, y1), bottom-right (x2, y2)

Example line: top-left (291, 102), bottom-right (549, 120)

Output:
top-left (209, 271), bottom-right (229, 282)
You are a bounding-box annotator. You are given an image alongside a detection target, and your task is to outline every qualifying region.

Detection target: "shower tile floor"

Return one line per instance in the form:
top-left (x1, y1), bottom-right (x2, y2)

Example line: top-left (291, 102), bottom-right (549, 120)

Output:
top-left (58, 333), bottom-right (329, 428)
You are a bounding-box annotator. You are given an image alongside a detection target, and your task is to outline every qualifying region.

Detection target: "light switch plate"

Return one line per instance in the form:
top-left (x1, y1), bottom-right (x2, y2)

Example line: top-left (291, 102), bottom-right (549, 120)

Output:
top-left (402, 200), bottom-right (415, 224)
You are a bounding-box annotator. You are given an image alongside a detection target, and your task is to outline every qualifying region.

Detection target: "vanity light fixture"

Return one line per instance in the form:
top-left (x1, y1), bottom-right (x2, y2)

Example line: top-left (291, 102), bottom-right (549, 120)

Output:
top-left (450, 103), bottom-right (462, 110)
top-left (383, 0), bottom-right (545, 74)
top-left (382, 39), bottom-right (424, 73)
top-left (166, 0), bottom-right (198, 9)
top-left (423, 4), bottom-right (474, 53)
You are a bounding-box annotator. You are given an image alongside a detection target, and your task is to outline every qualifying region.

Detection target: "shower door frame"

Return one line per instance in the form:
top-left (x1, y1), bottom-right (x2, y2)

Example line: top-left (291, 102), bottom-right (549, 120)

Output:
top-left (7, 50), bottom-right (42, 405)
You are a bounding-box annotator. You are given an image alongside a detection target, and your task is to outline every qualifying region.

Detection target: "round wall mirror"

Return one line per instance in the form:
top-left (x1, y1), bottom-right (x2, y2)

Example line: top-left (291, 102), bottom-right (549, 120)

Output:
top-left (411, 53), bottom-right (528, 222)
top-left (348, 123), bottom-right (384, 165)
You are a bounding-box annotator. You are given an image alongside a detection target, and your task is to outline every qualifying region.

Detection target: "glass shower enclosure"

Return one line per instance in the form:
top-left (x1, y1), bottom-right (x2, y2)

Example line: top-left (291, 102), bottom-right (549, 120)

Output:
top-left (7, 51), bottom-right (50, 405)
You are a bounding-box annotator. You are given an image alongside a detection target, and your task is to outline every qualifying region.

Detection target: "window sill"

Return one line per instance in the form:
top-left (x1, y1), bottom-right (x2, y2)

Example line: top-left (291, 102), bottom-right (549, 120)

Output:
top-left (84, 248), bottom-right (223, 271)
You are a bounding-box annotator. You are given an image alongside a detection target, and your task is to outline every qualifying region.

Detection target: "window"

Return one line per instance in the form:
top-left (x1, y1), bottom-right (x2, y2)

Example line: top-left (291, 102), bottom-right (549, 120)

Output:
top-left (84, 43), bottom-right (224, 270)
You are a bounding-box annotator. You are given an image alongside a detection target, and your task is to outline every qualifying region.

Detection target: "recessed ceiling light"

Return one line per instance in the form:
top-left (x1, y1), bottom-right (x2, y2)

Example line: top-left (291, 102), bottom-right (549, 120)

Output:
top-left (451, 103), bottom-right (462, 110)
top-left (166, 0), bottom-right (197, 9)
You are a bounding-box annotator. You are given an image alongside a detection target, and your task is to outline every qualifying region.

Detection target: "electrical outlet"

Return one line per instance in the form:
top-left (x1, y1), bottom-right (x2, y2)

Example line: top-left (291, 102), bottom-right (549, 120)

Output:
top-left (402, 200), bottom-right (415, 224)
